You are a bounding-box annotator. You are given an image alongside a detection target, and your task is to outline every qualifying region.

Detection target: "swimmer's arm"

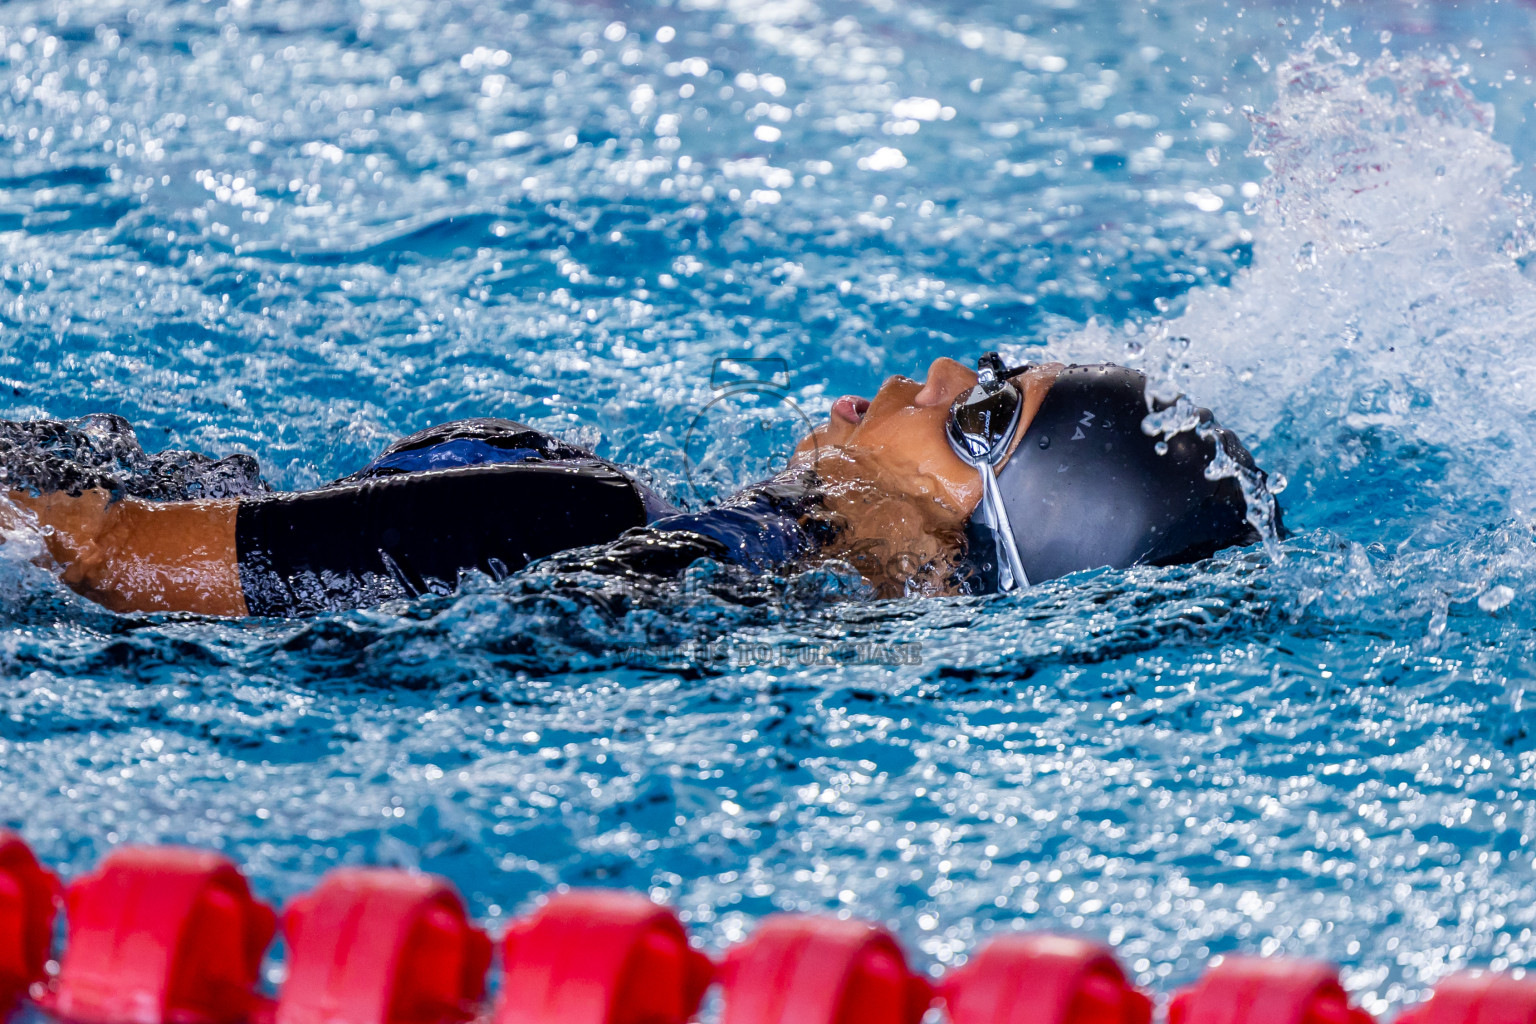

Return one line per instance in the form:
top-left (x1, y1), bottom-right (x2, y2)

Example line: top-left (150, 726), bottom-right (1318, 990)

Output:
top-left (7, 489), bottom-right (248, 616)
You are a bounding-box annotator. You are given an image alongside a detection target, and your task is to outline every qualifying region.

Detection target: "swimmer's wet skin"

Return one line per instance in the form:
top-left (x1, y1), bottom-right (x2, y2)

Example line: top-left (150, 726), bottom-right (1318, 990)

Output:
top-left (2, 359), bottom-right (1280, 616)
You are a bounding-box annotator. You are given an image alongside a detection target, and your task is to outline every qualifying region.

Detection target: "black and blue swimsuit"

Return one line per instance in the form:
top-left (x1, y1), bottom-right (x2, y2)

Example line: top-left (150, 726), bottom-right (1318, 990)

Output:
top-left (234, 419), bottom-right (825, 616)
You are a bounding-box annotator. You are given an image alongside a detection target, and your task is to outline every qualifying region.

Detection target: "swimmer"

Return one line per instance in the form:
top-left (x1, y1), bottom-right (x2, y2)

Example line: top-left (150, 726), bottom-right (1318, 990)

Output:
top-left (0, 356), bottom-right (1280, 616)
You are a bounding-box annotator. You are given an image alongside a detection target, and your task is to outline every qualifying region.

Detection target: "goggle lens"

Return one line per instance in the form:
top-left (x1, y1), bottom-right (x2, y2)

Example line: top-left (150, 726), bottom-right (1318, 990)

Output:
top-left (947, 379), bottom-right (1023, 464)
top-left (946, 351), bottom-right (1033, 592)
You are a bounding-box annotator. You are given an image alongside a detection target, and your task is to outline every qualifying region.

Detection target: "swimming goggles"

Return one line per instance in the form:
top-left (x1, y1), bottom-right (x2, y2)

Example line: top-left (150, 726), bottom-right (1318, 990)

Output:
top-left (946, 352), bottom-right (1031, 592)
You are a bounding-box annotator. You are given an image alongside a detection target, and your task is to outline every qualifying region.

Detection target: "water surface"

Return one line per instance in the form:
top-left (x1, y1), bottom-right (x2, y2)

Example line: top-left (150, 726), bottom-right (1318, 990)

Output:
top-left (4, 0), bottom-right (1536, 1013)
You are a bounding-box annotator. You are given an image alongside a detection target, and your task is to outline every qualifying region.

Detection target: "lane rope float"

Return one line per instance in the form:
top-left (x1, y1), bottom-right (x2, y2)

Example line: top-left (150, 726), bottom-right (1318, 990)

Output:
top-left (0, 831), bottom-right (1527, 1024)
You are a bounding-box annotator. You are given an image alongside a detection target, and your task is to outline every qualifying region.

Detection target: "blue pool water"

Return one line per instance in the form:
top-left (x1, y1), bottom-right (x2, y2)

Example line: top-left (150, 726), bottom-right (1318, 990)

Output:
top-left (6, 0), bottom-right (1536, 1011)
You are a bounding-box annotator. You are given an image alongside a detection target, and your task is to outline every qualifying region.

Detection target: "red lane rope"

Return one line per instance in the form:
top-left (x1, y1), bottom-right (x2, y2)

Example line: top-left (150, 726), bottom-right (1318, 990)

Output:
top-left (0, 831), bottom-right (1530, 1024)
top-left (0, 833), bottom-right (58, 1008)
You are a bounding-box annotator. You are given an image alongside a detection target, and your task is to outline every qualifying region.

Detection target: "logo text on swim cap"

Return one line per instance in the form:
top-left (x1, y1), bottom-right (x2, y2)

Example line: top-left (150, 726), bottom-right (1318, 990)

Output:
top-left (1072, 409), bottom-right (1095, 440)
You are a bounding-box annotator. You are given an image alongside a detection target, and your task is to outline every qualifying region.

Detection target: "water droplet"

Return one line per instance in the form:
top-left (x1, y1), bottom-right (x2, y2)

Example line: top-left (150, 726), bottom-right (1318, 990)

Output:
top-left (1038, 436), bottom-right (1051, 450)
top-left (1154, 441), bottom-right (1169, 456)
top-left (1479, 585), bottom-right (1515, 612)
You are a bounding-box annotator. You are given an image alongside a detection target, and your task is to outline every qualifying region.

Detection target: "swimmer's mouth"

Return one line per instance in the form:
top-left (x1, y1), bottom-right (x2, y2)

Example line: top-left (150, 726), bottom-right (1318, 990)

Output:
top-left (832, 395), bottom-right (871, 424)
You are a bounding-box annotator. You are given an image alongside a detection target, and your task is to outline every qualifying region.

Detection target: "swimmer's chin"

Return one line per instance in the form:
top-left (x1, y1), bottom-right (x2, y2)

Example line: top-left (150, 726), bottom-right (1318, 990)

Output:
top-left (791, 413), bottom-right (856, 461)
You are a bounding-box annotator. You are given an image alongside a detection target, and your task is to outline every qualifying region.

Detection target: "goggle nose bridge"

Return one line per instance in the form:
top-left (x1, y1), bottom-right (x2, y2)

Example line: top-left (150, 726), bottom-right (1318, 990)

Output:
top-left (946, 352), bottom-right (1033, 592)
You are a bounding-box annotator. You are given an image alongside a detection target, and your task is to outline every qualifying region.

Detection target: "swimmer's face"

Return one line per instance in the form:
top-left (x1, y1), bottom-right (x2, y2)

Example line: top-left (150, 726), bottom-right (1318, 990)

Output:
top-left (793, 357), bottom-right (989, 513)
top-left (793, 356), bottom-right (1061, 516)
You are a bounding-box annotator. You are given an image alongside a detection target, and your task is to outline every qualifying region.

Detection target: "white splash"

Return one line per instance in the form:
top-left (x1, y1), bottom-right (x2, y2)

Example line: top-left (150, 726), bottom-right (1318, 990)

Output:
top-left (1042, 36), bottom-right (1536, 542)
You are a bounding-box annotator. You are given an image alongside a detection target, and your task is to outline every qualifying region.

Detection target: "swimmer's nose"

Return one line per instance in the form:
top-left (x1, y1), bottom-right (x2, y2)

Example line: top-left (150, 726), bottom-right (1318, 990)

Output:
top-left (912, 357), bottom-right (978, 408)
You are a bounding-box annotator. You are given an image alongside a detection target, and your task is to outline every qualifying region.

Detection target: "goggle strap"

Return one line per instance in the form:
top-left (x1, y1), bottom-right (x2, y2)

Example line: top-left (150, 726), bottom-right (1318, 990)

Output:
top-left (977, 461), bottom-right (1030, 591)
top-left (978, 350), bottom-right (1035, 380)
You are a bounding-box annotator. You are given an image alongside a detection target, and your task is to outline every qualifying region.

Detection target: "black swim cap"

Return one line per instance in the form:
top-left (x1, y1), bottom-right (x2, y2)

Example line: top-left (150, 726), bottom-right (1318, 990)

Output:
top-left (963, 364), bottom-right (1278, 589)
